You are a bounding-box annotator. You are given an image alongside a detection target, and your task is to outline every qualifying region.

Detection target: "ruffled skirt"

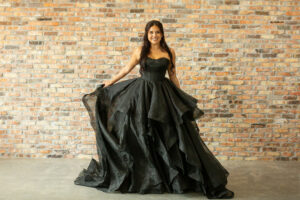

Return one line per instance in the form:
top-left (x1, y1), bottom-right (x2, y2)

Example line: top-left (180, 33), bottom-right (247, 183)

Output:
top-left (74, 77), bottom-right (229, 195)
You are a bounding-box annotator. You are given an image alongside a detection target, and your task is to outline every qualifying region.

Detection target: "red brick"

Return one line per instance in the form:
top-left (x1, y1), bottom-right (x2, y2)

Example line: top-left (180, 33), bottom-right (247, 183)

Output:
top-left (0, 1), bottom-right (297, 161)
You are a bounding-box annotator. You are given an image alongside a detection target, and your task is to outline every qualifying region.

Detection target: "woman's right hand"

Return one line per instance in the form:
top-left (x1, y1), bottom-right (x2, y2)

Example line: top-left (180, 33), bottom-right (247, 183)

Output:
top-left (103, 80), bottom-right (113, 88)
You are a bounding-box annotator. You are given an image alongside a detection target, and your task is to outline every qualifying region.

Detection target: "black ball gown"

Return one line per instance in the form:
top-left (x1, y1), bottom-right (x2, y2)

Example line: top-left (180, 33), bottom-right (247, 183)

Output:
top-left (74, 56), bottom-right (232, 198)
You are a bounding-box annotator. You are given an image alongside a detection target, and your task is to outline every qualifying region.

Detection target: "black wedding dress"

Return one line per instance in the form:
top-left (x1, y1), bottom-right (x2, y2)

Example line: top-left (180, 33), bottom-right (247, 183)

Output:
top-left (74, 56), bottom-right (232, 198)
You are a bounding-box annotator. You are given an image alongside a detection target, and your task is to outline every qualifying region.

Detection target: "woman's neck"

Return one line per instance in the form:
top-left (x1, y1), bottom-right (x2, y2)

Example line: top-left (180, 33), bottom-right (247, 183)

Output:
top-left (150, 43), bottom-right (161, 51)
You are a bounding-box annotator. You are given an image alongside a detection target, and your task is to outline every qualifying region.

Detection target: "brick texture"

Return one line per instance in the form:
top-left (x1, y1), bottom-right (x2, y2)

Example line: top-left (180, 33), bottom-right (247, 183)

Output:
top-left (0, 0), bottom-right (299, 161)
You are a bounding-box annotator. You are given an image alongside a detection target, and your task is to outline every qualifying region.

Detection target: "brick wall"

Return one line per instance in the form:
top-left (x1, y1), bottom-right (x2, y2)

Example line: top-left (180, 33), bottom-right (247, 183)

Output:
top-left (0, 0), bottom-right (299, 161)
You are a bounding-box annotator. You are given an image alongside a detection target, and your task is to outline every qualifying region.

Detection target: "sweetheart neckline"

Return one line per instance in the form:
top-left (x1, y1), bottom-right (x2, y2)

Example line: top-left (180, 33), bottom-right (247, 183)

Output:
top-left (147, 56), bottom-right (170, 62)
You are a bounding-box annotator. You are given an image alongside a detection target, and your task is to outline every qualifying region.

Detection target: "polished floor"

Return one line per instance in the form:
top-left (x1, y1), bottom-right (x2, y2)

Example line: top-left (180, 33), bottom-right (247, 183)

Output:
top-left (0, 158), bottom-right (299, 200)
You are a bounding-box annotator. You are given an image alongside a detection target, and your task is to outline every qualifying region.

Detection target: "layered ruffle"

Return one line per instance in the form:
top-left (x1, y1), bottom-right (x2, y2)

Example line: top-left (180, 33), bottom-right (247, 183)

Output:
top-left (74, 77), bottom-right (229, 195)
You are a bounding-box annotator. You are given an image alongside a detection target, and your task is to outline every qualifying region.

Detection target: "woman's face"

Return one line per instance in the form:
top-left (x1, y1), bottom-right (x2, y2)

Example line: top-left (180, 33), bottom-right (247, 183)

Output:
top-left (147, 25), bottom-right (163, 45)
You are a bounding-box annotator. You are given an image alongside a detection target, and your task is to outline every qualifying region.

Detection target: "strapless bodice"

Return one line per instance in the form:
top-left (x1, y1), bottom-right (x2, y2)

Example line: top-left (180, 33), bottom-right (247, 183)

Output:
top-left (140, 57), bottom-right (170, 82)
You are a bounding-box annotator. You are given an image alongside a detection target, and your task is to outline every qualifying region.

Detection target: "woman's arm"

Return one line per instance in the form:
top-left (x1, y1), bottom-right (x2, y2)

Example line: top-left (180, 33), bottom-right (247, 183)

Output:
top-left (103, 47), bottom-right (140, 87)
top-left (168, 48), bottom-right (201, 103)
top-left (167, 48), bottom-right (181, 89)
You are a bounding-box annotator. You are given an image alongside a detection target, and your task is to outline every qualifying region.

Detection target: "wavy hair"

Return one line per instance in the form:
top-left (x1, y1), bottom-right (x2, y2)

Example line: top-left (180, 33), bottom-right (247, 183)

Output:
top-left (139, 20), bottom-right (174, 75)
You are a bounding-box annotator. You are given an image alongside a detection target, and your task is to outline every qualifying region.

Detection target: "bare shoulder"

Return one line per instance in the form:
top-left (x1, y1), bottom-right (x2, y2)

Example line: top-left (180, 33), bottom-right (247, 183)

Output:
top-left (170, 47), bottom-right (176, 57)
top-left (133, 46), bottom-right (142, 60)
top-left (169, 47), bottom-right (176, 63)
top-left (134, 46), bottom-right (142, 52)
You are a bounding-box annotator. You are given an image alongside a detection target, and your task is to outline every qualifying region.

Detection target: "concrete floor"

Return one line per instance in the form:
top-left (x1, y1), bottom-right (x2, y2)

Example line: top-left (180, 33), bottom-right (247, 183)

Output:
top-left (0, 158), bottom-right (299, 200)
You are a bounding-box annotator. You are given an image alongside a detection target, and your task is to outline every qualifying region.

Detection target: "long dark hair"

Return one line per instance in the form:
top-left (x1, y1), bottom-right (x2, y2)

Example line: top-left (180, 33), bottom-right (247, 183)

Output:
top-left (139, 20), bottom-right (174, 75)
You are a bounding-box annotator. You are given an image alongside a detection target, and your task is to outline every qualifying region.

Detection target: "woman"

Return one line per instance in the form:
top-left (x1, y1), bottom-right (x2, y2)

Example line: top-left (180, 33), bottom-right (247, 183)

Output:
top-left (74, 20), bottom-right (234, 199)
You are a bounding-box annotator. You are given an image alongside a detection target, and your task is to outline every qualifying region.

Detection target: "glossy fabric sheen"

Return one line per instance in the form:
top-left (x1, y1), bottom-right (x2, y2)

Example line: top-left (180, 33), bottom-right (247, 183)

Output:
top-left (74, 57), bottom-right (230, 195)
